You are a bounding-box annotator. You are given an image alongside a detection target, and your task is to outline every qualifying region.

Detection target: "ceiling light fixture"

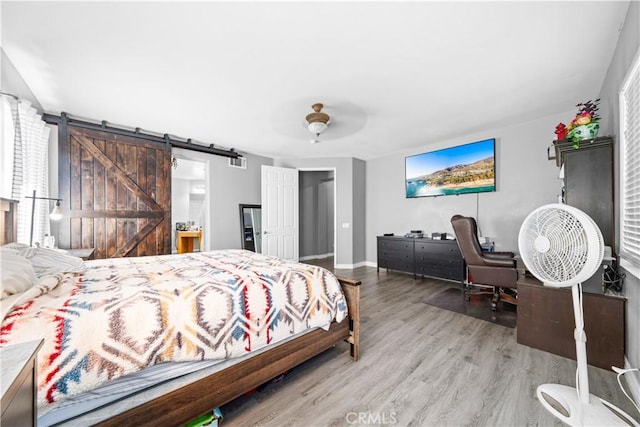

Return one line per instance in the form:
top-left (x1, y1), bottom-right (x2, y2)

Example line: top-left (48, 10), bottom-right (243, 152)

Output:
top-left (305, 103), bottom-right (330, 142)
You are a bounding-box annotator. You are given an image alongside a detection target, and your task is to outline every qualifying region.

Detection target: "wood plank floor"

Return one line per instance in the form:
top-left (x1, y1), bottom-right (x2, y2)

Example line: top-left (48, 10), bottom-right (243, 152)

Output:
top-left (222, 259), bottom-right (638, 426)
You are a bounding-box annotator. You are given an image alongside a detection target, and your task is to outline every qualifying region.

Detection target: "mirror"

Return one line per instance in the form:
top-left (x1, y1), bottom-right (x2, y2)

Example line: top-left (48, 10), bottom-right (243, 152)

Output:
top-left (239, 204), bottom-right (262, 252)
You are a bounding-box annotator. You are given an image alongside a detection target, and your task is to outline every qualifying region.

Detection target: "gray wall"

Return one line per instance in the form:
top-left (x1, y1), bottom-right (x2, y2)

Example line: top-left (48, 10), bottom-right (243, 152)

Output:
top-left (209, 151), bottom-right (273, 250)
top-left (275, 157), bottom-right (366, 268)
top-left (598, 0), bottom-right (639, 380)
top-left (366, 112), bottom-right (568, 263)
top-left (353, 159), bottom-right (366, 265)
top-left (171, 178), bottom-right (191, 251)
top-left (299, 170), bottom-right (334, 259)
top-left (1, 49), bottom-right (43, 112)
top-left (2, 48), bottom-right (58, 225)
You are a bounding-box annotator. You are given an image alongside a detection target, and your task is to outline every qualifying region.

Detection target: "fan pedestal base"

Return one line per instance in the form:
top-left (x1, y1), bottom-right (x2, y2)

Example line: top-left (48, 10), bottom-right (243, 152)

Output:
top-left (537, 384), bottom-right (639, 426)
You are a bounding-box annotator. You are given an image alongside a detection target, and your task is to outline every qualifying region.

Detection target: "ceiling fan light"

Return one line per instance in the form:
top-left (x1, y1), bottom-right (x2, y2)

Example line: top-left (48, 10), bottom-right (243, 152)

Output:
top-left (305, 103), bottom-right (330, 137)
top-left (308, 121), bottom-right (327, 135)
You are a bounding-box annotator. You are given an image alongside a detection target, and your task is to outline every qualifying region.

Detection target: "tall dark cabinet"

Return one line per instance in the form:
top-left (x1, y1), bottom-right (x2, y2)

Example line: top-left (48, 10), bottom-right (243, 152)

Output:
top-left (555, 137), bottom-right (614, 247)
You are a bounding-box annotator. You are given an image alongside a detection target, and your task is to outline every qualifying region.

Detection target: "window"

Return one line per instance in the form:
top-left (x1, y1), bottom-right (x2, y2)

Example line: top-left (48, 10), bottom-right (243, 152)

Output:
top-left (619, 47), bottom-right (640, 275)
top-left (0, 95), bottom-right (51, 245)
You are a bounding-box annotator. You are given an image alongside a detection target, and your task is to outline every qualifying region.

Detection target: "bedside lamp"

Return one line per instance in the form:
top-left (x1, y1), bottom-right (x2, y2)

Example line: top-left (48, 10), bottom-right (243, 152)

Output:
top-left (49, 200), bottom-right (62, 221)
top-left (25, 190), bottom-right (63, 247)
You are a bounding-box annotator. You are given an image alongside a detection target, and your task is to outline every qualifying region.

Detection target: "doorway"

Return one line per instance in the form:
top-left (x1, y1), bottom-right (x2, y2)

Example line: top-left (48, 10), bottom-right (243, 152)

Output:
top-left (171, 150), bottom-right (209, 253)
top-left (299, 169), bottom-right (336, 267)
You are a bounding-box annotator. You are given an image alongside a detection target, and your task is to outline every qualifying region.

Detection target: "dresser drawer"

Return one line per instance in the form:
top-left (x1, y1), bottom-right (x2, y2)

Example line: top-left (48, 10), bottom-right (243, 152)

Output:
top-left (416, 264), bottom-right (464, 281)
top-left (415, 241), bottom-right (460, 255)
top-left (379, 249), bottom-right (414, 261)
top-left (381, 258), bottom-right (415, 273)
top-left (379, 250), bottom-right (414, 270)
top-left (378, 239), bottom-right (414, 252)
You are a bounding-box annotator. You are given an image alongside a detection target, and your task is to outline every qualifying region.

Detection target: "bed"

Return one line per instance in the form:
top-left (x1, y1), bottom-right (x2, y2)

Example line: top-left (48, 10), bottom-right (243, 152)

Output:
top-left (0, 200), bottom-right (360, 426)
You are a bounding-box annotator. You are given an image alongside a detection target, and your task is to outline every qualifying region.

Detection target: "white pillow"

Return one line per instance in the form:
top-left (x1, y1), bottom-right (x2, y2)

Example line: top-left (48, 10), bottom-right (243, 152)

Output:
top-left (2, 242), bottom-right (30, 251)
top-left (14, 247), bottom-right (86, 278)
top-left (1, 250), bottom-right (38, 299)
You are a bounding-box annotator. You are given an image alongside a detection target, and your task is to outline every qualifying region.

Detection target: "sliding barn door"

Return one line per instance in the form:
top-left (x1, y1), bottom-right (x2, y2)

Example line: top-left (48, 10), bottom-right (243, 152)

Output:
top-left (58, 127), bottom-right (171, 258)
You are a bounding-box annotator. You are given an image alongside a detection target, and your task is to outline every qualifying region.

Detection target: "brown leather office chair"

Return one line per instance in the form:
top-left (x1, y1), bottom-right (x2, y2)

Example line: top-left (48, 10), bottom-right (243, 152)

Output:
top-left (450, 215), bottom-right (518, 311)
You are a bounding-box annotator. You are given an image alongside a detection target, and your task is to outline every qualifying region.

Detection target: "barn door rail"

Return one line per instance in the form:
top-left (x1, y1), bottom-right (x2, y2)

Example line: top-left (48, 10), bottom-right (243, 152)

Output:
top-left (43, 112), bottom-right (241, 159)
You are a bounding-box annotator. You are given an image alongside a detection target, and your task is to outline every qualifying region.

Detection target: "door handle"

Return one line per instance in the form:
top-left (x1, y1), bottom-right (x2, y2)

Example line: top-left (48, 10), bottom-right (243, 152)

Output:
top-left (263, 231), bottom-right (269, 234)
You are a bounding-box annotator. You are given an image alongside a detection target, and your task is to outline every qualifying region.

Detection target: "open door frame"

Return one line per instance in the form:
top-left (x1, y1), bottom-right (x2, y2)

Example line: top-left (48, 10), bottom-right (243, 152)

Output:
top-left (298, 167), bottom-right (337, 269)
top-left (170, 148), bottom-right (211, 253)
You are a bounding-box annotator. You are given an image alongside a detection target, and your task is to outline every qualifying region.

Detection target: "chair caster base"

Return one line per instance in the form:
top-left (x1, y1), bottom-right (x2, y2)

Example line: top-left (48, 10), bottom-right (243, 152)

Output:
top-left (491, 293), bottom-right (499, 311)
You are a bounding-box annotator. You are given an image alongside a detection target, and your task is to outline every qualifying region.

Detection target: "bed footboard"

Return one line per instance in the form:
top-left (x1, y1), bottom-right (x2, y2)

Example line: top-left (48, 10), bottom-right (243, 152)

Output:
top-left (336, 276), bottom-right (361, 361)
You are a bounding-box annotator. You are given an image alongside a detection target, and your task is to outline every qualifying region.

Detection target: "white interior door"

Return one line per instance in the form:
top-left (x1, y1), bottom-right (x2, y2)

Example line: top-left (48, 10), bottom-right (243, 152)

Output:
top-left (261, 165), bottom-right (299, 261)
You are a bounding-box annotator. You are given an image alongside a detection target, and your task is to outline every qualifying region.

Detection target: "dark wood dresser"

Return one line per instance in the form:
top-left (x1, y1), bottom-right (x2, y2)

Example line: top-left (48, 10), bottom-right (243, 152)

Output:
top-left (377, 236), bottom-right (464, 281)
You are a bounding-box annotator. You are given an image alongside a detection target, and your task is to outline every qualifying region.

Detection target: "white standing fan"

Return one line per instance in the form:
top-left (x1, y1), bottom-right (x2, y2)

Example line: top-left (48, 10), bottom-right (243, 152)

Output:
top-left (518, 203), bottom-right (639, 427)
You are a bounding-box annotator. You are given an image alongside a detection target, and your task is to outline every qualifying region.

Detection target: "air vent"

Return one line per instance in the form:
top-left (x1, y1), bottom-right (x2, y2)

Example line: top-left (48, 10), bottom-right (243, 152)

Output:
top-left (228, 156), bottom-right (247, 169)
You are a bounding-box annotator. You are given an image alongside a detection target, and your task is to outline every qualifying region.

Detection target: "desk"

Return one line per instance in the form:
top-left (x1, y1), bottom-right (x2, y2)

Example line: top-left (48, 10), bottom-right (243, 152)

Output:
top-left (177, 231), bottom-right (202, 254)
top-left (516, 274), bottom-right (625, 370)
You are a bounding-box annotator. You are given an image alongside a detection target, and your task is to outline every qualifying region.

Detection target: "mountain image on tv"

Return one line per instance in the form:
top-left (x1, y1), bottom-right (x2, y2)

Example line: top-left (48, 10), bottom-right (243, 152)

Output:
top-left (405, 139), bottom-right (496, 198)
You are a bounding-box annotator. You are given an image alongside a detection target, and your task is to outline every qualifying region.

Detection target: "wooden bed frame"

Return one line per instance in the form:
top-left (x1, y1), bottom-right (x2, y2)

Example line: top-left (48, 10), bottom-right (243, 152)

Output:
top-left (0, 199), bottom-right (360, 426)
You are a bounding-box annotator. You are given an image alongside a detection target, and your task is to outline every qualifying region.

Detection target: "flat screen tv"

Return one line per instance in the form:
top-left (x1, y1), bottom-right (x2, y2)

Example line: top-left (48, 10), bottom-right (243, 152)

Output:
top-left (405, 138), bottom-right (496, 198)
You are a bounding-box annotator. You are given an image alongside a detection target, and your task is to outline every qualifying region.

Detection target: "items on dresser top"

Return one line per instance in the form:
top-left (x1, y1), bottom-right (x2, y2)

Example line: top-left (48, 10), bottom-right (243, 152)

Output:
top-left (404, 230), bottom-right (424, 238)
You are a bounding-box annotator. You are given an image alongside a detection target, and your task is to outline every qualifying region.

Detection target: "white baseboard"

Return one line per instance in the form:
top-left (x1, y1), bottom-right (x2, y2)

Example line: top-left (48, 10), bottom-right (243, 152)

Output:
top-left (625, 357), bottom-right (640, 408)
top-left (335, 261), bottom-right (368, 269)
top-left (299, 253), bottom-right (334, 261)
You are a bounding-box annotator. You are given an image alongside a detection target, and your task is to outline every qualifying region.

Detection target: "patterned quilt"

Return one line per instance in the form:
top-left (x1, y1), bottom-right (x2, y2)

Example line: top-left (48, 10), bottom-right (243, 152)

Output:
top-left (0, 250), bottom-right (347, 408)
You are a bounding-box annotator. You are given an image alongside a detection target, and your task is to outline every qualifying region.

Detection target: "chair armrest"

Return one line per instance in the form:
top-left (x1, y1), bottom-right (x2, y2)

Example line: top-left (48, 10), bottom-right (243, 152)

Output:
top-left (482, 254), bottom-right (516, 268)
top-left (487, 251), bottom-right (515, 257)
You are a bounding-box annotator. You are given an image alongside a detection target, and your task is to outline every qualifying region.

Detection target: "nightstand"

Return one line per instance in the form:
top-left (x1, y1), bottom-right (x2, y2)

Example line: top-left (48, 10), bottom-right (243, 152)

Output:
top-left (60, 248), bottom-right (95, 260)
top-left (176, 231), bottom-right (203, 254)
top-left (1, 340), bottom-right (43, 427)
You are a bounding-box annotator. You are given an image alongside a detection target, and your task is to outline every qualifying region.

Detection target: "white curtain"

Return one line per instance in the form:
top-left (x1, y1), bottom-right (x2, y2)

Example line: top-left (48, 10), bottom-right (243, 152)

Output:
top-left (1, 96), bottom-right (51, 245)
top-left (1, 97), bottom-right (16, 198)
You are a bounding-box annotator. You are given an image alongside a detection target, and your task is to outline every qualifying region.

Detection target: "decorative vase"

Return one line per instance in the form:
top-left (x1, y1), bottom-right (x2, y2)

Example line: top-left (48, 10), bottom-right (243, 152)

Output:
top-left (568, 123), bottom-right (600, 145)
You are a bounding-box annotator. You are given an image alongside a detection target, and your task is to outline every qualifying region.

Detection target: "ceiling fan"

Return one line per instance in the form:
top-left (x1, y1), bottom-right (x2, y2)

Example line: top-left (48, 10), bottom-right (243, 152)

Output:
top-left (305, 103), bottom-right (330, 144)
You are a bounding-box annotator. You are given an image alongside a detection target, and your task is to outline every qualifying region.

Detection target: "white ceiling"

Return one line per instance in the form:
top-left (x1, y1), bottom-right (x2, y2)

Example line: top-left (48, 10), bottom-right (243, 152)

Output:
top-left (1, 1), bottom-right (630, 161)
